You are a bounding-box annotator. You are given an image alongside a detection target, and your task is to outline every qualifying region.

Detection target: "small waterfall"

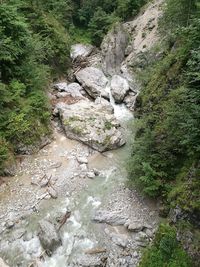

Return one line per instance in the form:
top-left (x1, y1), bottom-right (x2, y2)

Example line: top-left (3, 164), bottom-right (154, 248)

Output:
top-left (105, 84), bottom-right (133, 121)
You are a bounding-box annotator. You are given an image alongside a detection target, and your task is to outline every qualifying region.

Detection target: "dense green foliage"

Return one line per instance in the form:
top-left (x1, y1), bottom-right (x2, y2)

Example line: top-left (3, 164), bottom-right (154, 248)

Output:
top-left (128, 0), bottom-right (200, 217)
top-left (0, 0), bottom-right (73, 172)
top-left (72, 0), bottom-right (147, 45)
top-left (140, 224), bottom-right (192, 267)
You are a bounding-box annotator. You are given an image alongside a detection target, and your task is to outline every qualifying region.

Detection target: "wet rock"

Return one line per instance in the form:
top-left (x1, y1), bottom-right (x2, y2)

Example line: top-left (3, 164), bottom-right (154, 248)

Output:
top-left (87, 171), bottom-right (96, 179)
top-left (92, 210), bottom-right (127, 225)
top-left (0, 258), bottom-right (10, 267)
top-left (123, 93), bottom-right (137, 111)
top-left (110, 75), bottom-right (129, 103)
top-left (75, 67), bottom-right (109, 99)
top-left (94, 97), bottom-right (114, 113)
top-left (101, 23), bottom-right (129, 76)
top-left (6, 220), bottom-right (15, 229)
top-left (47, 187), bottom-right (58, 199)
top-left (23, 231), bottom-right (34, 242)
top-left (38, 219), bottom-right (61, 255)
top-left (71, 44), bottom-right (94, 61)
top-left (58, 99), bottom-right (125, 152)
top-left (93, 168), bottom-right (101, 176)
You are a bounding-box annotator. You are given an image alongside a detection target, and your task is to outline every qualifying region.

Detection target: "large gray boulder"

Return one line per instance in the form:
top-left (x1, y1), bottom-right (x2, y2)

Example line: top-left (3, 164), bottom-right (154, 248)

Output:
top-left (110, 75), bottom-right (129, 103)
top-left (70, 44), bottom-right (94, 61)
top-left (38, 219), bottom-right (62, 255)
top-left (101, 23), bottom-right (129, 76)
top-left (75, 67), bottom-right (109, 99)
top-left (57, 99), bottom-right (125, 152)
top-left (92, 210), bottom-right (128, 226)
top-left (54, 82), bottom-right (83, 98)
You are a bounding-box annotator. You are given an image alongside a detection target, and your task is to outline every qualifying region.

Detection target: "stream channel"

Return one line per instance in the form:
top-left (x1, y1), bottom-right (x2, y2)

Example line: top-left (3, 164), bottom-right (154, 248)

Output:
top-left (0, 86), bottom-right (158, 267)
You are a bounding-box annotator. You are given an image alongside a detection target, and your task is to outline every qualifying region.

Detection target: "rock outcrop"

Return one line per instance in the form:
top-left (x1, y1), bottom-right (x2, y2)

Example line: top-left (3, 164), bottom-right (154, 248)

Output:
top-left (75, 67), bottom-right (109, 99)
top-left (57, 99), bottom-right (125, 152)
top-left (38, 219), bottom-right (62, 255)
top-left (70, 44), bottom-right (94, 61)
top-left (101, 23), bottom-right (129, 76)
top-left (110, 75), bottom-right (129, 103)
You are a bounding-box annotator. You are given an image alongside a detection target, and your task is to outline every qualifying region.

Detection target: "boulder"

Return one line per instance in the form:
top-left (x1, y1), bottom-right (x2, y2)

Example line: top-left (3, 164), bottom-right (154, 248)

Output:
top-left (70, 44), bottom-right (94, 61)
top-left (75, 254), bottom-right (106, 267)
top-left (0, 258), bottom-right (10, 267)
top-left (54, 82), bottom-right (83, 98)
top-left (67, 82), bottom-right (83, 98)
top-left (101, 23), bottom-right (129, 76)
top-left (110, 75), bottom-right (129, 103)
top-left (92, 210), bottom-right (127, 226)
top-left (75, 67), bottom-right (109, 99)
top-left (123, 92), bottom-right (137, 111)
top-left (111, 233), bottom-right (129, 248)
top-left (54, 82), bottom-right (68, 92)
top-left (58, 99), bottom-right (125, 152)
top-left (38, 219), bottom-right (61, 255)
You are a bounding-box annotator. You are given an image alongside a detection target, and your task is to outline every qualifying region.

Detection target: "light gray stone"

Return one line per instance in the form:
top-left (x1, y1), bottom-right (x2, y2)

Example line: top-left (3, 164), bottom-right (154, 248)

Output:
top-left (38, 219), bottom-right (61, 255)
top-left (70, 44), bottom-right (94, 61)
top-left (110, 75), bottom-right (129, 103)
top-left (101, 23), bottom-right (129, 76)
top-left (58, 99), bottom-right (125, 152)
top-left (76, 67), bottom-right (109, 99)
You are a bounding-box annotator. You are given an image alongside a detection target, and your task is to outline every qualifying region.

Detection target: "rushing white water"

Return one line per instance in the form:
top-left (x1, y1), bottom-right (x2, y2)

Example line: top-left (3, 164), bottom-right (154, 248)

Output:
top-left (105, 85), bottom-right (133, 122)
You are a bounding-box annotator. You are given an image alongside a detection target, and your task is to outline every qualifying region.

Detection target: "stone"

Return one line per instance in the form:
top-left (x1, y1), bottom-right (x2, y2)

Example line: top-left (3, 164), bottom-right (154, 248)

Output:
top-left (123, 93), bottom-right (137, 110)
top-left (75, 67), bottom-right (109, 99)
top-left (92, 210), bottom-right (127, 225)
top-left (75, 254), bottom-right (106, 267)
top-left (87, 171), bottom-right (96, 179)
top-left (54, 82), bottom-right (68, 92)
top-left (38, 219), bottom-right (62, 255)
top-left (70, 43), bottom-right (94, 61)
top-left (77, 156), bottom-right (88, 164)
top-left (58, 99), bottom-right (125, 152)
top-left (94, 97), bottom-right (114, 113)
top-left (101, 23), bottom-right (129, 76)
top-left (54, 82), bottom-right (83, 98)
top-left (6, 220), bottom-right (15, 229)
top-left (67, 83), bottom-right (83, 98)
top-left (110, 75), bottom-right (129, 103)
top-left (80, 164), bottom-right (88, 172)
top-left (56, 92), bottom-right (69, 98)
top-left (111, 233), bottom-right (129, 248)
top-left (47, 187), bottom-right (58, 199)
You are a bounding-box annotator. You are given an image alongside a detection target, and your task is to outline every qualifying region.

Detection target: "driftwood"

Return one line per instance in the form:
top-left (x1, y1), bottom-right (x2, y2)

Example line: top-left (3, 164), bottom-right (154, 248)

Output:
top-left (58, 211), bottom-right (71, 231)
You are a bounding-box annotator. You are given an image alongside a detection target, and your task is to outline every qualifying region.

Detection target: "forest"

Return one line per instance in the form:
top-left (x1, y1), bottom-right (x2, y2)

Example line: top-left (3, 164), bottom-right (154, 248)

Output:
top-left (128, 0), bottom-right (200, 266)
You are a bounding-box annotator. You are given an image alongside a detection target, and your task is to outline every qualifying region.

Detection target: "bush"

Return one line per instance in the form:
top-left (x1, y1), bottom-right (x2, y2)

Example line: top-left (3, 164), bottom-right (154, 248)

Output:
top-left (140, 224), bottom-right (192, 267)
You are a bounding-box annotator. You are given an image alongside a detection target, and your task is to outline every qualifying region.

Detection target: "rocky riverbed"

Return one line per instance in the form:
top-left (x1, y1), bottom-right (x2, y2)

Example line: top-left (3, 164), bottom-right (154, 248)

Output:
top-left (0, 1), bottom-right (163, 266)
